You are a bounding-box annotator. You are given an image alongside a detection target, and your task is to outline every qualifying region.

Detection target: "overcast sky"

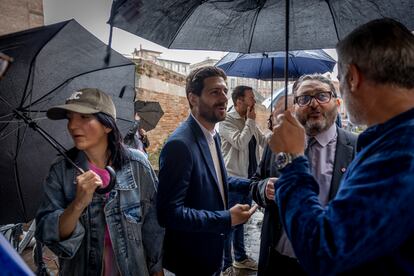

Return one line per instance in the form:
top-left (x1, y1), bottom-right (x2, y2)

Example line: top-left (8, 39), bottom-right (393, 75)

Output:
top-left (43, 0), bottom-right (227, 64)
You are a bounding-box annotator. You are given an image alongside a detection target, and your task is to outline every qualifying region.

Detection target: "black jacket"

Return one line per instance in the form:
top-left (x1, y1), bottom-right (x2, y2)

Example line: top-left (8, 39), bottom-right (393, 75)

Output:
top-left (250, 127), bottom-right (357, 276)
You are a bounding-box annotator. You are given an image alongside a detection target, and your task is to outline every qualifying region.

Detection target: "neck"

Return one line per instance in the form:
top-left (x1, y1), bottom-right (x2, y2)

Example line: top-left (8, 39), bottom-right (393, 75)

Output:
top-left (362, 84), bottom-right (414, 127)
top-left (192, 112), bottom-right (215, 131)
top-left (84, 143), bottom-right (110, 169)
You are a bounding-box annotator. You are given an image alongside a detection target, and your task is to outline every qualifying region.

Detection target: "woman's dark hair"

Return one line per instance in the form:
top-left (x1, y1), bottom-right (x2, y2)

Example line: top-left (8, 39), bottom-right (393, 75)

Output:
top-left (66, 112), bottom-right (129, 170)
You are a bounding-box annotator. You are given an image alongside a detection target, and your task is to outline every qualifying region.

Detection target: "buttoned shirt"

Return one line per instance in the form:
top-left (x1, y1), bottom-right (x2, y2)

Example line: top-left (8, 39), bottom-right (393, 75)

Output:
top-left (276, 123), bottom-right (338, 258)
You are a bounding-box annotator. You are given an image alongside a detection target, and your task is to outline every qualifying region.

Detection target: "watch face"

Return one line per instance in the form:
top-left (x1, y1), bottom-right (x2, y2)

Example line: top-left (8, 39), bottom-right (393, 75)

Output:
top-left (276, 152), bottom-right (288, 169)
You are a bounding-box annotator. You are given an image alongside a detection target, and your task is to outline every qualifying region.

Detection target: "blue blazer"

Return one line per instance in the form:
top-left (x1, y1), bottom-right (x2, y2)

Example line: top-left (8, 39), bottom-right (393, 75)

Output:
top-left (157, 115), bottom-right (249, 275)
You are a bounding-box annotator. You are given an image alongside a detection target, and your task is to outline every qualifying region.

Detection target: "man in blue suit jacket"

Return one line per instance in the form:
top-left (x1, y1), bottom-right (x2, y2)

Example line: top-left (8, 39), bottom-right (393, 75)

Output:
top-left (157, 66), bottom-right (257, 276)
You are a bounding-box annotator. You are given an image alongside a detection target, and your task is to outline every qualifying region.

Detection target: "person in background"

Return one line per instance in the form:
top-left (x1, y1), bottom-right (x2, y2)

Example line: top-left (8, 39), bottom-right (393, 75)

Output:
top-left (124, 114), bottom-right (150, 155)
top-left (268, 18), bottom-right (414, 275)
top-left (219, 85), bottom-right (268, 275)
top-left (35, 88), bottom-right (164, 276)
top-left (252, 74), bottom-right (357, 275)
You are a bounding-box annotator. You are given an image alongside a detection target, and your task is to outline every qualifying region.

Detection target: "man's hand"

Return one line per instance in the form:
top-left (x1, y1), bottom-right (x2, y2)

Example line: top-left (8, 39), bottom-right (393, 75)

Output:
top-left (268, 110), bottom-right (305, 154)
top-left (151, 270), bottom-right (164, 276)
top-left (265, 177), bottom-right (278, 201)
top-left (230, 204), bottom-right (258, 226)
top-left (246, 105), bottom-right (256, 120)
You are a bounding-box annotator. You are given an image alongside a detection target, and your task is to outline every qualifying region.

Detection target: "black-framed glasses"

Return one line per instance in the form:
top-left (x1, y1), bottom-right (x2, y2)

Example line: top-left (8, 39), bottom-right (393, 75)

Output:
top-left (294, 91), bottom-right (335, 107)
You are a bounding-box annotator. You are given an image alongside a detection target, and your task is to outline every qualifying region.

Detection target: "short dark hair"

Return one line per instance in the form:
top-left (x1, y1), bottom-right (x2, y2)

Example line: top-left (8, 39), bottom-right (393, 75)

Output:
top-left (292, 74), bottom-right (336, 97)
top-left (186, 66), bottom-right (227, 97)
top-left (232, 85), bottom-right (252, 106)
top-left (337, 18), bottom-right (414, 89)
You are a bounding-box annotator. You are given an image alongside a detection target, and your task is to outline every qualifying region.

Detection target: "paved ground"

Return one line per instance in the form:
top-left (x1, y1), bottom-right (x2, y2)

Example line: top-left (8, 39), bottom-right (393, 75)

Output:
top-left (22, 210), bottom-right (264, 276)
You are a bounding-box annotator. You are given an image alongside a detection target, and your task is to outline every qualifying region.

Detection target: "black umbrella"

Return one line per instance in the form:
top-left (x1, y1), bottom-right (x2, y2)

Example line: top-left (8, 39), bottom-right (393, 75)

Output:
top-left (109, 0), bottom-right (414, 110)
top-left (0, 20), bottom-right (136, 224)
top-left (134, 100), bottom-right (164, 131)
top-left (109, 0), bottom-right (414, 53)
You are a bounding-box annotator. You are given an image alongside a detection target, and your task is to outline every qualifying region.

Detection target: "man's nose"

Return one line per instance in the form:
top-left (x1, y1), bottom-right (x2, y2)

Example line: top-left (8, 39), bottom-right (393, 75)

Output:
top-left (219, 90), bottom-right (228, 101)
top-left (309, 97), bottom-right (319, 107)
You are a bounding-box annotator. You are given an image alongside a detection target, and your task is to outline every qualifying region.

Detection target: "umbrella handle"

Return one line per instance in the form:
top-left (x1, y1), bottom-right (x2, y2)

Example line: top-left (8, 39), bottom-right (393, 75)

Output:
top-left (95, 166), bottom-right (117, 194)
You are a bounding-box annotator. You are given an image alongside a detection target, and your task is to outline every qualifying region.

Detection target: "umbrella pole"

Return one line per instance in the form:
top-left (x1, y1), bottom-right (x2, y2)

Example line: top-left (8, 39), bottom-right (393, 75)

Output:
top-left (284, 0), bottom-right (290, 111)
top-left (12, 109), bottom-right (116, 195)
top-left (271, 57), bottom-right (274, 113)
top-left (12, 109), bottom-right (85, 174)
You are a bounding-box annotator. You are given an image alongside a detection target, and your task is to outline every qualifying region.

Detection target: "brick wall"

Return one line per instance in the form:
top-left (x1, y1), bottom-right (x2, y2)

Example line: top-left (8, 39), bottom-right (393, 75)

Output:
top-left (0, 0), bottom-right (44, 35)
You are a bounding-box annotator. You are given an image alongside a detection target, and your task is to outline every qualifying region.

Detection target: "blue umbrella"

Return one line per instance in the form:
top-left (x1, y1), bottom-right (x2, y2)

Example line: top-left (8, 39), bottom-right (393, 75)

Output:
top-left (216, 49), bottom-right (335, 111)
top-left (216, 50), bottom-right (335, 80)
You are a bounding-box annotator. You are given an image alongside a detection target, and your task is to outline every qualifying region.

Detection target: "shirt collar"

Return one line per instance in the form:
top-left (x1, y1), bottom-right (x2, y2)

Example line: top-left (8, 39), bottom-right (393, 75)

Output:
top-left (191, 113), bottom-right (216, 145)
top-left (308, 123), bottom-right (337, 147)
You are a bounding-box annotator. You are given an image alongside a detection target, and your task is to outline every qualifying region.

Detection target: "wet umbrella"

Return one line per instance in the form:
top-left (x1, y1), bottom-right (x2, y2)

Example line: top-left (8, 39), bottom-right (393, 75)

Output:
top-left (0, 20), bottom-right (136, 224)
top-left (216, 50), bottom-right (335, 80)
top-left (109, 0), bottom-right (414, 53)
top-left (134, 100), bottom-right (164, 131)
top-left (109, 0), bottom-right (414, 110)
top-left (216, 49), bottom-right (335, 111)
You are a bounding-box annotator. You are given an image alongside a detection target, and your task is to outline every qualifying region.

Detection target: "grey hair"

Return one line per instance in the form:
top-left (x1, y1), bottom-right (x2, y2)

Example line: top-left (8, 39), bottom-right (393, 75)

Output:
top-left (336, 18), bottom-right (414, 89)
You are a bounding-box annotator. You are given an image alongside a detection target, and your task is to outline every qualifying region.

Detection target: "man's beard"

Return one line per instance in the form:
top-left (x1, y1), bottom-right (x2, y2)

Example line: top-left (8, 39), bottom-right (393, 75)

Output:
top-left (297, 106), bottom-right (337, 136)
top-left (199, 101), bottom-right (227, 124)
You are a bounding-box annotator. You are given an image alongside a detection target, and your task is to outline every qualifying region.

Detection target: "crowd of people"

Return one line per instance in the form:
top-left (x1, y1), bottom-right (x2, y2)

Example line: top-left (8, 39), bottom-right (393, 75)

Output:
top-left (33, 18), bottom-right (413, 276)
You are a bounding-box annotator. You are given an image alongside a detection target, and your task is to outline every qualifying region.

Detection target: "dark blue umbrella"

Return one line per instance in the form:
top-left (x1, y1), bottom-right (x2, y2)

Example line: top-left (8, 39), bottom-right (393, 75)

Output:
top-left (216, 50), bottom-right (335, 81)
top-left (216, 50), bottom-right (335, 111)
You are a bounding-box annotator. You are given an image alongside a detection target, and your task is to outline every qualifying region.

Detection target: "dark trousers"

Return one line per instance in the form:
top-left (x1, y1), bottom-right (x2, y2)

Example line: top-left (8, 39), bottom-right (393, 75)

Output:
top-left (222, 190), bottom-right (251, 270)
top-left (261, 249), bottom-right (307, 276)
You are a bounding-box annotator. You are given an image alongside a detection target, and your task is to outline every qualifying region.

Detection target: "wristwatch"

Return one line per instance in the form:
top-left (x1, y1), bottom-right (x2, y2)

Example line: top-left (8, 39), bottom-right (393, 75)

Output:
top-left (275, 152), bottom-right (301, 170)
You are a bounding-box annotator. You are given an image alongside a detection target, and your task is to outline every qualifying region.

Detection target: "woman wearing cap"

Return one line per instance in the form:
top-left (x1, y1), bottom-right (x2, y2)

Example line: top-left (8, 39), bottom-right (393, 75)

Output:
top-left (35, 88), bottom-right (164, 276)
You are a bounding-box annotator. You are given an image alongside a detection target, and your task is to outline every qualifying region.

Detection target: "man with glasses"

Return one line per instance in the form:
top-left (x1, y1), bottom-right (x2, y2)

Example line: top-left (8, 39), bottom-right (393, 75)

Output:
top-left (269, 18), bottom-right (414, 274)
top-left (251, 74), bottom-right (357, 275)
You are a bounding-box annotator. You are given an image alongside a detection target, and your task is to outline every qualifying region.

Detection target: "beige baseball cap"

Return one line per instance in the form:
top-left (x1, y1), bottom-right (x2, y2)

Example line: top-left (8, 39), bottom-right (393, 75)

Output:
top-left (47, 88), bottom-right (116, 120)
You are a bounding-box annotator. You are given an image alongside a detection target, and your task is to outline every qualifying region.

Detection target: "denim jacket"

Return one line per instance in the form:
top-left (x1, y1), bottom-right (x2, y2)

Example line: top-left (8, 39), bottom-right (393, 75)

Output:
top-left (35, 149), bottom-right (164, 276)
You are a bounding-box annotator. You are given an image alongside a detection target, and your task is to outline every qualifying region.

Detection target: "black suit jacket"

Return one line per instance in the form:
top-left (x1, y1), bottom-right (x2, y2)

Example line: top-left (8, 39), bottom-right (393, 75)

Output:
top-left (250, 127), bottom-right (357, 276)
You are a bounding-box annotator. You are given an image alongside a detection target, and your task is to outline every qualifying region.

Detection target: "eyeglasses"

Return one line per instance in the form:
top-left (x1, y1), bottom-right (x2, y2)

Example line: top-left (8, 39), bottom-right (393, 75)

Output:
top-left (294, 91), bottom-right (335, 107)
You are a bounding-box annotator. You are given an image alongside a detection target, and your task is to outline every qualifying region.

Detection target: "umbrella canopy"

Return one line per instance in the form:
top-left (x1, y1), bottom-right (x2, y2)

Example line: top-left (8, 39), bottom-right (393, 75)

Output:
top-left (0, 20), bottom-right (136, 224)
top-left (134, 100), bottom-right (164, 131)
top-left (110, 0), bottom-right (414, 53)
top-left (216, 50), bottom-right (335, 80)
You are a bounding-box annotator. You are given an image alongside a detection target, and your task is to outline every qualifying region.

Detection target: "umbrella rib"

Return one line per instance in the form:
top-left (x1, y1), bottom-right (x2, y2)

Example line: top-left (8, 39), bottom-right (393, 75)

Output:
top-left (13, 127), bottom-right (29, 222)
top-left (21, 63), bottom-right (134, 109)
top-left (20, 21), bottom-right (69, 108)
top-left (247, 2), bottom-right (265, 53)
top-left (325, 0), bottom-right (341, 41)
top-left (167, 2), bottom-right (202, 48)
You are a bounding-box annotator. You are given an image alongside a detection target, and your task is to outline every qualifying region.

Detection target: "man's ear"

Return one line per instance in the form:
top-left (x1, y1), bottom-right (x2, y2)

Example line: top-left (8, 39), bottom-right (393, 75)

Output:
top-left (335, 97), bottom-right (341, 108)
top-left (348, 64), bottom-right (361, 92)
top-left (188, 92), bottom-right (198, 108)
